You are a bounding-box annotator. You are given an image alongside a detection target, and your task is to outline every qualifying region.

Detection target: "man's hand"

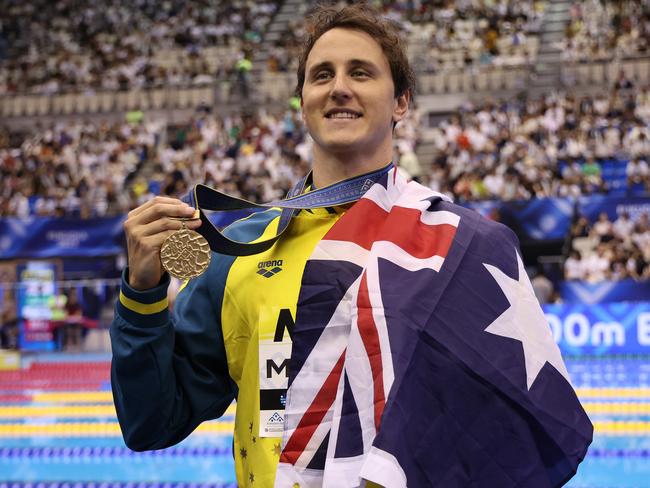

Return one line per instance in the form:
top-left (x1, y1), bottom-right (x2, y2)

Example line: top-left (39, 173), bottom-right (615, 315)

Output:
top-left (124, 197), bottom-right (202, 290)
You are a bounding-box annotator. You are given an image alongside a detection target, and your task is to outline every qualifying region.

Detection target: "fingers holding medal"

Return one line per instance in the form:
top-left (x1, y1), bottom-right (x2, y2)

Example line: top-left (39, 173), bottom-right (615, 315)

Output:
top-left (123, 197), bottom-right (204, 290)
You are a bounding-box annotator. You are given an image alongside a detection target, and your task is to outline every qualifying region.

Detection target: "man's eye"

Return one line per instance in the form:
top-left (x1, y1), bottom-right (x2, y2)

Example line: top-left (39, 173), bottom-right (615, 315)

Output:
top-left (351, 70), bottom-right (369, 77)
top-left (314, 71), bottom-right (332, 80)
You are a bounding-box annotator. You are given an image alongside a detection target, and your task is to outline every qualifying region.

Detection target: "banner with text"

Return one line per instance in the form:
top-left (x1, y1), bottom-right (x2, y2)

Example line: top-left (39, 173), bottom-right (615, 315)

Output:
top-left (543, 302), bottom-right (650, 355)
top-left (578, 195), bottom-right (650, 223)
top-left (0, 217), bottom-right (125, 259)
top-left (0, 213), bottom-right (259, 259)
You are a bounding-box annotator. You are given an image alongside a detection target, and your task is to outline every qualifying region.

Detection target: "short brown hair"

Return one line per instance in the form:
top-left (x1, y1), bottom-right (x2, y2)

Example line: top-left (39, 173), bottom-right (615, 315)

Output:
top-left (295, 2), bottom-right (416, 100)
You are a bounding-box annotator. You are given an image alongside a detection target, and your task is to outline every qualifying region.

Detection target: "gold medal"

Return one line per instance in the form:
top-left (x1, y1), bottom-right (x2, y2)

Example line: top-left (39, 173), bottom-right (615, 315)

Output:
top-left (160, 220), bottom-right (211, 280)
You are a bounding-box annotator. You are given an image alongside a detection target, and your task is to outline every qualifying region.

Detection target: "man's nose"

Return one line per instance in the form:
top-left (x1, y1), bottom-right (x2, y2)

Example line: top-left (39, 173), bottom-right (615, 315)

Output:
top-left (329, 73), bottom-right (352, 101)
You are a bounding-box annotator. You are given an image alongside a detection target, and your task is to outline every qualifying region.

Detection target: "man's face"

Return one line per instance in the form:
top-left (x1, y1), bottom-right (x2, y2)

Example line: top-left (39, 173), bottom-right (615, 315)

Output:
top-left (301, 28), bottom-right (408, 160)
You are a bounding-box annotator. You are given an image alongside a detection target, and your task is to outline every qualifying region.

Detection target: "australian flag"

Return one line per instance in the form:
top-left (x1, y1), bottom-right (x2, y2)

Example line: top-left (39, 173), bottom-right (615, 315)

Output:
top-left (276, 168), bottom-right (593, 487)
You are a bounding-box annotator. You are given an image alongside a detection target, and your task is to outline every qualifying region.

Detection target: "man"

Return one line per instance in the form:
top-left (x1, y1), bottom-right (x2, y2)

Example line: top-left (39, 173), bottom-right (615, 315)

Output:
top-left (111, 4), bottom-right (591, 487)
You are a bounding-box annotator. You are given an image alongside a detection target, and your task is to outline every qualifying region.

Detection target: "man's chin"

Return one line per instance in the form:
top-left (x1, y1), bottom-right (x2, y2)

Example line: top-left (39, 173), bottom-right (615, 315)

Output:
top-left (318, 137), bottom-right (365, 153)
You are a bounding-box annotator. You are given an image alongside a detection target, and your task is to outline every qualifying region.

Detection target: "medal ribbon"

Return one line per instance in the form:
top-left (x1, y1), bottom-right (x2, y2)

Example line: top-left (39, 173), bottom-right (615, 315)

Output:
top-left (182, 162), bottom-right (393, 256)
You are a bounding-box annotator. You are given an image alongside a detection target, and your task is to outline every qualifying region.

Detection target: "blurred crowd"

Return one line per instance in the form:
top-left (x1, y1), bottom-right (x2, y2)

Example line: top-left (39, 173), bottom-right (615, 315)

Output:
top-left (0, 0), bottom-right (546, 95)
top-left (7, 0), bottom-right (650, 98)
top-left (0, 102), bottom-right (420, 219)
top-left (4, 0), bottom-right (650, 97)
top-left (565, 211), bottom-right (650, 283)
top-left (420, 89), bottom-right (650, 202)
top-left (267, 0), bottom-right (544, 74)
top-left (403, 0), bottom-right (543, 71)
top-left (1, 118), bottom-right (163, 217)
top-left (560, 0), bottom-right (650, 62)
top-left (142, 107), bottom-right (311, 206)
top-left (3, 86), bottom-right (650, 219)
top-left (0, 0), bottom-right (278, 95)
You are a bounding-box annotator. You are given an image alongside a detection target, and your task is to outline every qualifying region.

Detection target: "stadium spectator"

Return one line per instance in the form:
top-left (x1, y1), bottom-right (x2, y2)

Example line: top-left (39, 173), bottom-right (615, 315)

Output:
top-left (0, 291), bottom-right (19, 350)
top-left (581, 157), bottom-right (604, 192)
top-left (626, 157), bottom-right (649, 190)
top-left (63, 289), bottom-right (83, 351)
top-left (610, 246), bottom-right (632, 281)
top-left (531, 268), bottom-right (555, 303)
top-left (613, 70), bottom-right (635, 90)
top-left (624, 129), bottom-right (650, 159)
top-left (592, 212), bottom-right (615, 241)
top-left (571, 215), bottom-right (592, 239)
top-left (626, 248), bottom-right (648, 280)
top-left (631, 213), bottom-right (650, 260)
top-left (583, 244), bottom-right (612, 283)
top-left (613, 211), bottom-right (635, 240)
top-left (565, 250), bottom-right (585, 281)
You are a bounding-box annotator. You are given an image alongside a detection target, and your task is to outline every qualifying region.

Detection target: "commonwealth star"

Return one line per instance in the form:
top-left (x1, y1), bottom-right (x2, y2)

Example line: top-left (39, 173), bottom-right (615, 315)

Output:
top-left (483, 251), bottom-right (571, 390)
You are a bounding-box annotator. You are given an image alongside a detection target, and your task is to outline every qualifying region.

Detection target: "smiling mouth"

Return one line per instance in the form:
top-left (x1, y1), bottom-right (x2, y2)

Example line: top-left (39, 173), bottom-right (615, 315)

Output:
top-left (325, 111), bottom-right (362, 119)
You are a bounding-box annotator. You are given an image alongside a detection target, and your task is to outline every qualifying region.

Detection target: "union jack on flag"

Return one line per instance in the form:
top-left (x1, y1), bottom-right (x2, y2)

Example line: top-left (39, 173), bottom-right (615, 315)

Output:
top-left (275, 168), bottom-right (592, 487)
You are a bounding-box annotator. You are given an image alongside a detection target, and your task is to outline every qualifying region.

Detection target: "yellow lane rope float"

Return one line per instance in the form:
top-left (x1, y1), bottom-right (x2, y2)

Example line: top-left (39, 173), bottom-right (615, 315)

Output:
top-left (0, 402), bottom-right (645, 419)
top-left (31, 392), bottom-right (114, 403)
top-left (582, 402), bottom-right (650, 415)
top-left (28, 390), bottom-right (627, 401)
top-left (26, 388), bottom-right (648, 405)
top-left (0, 421), bottom-right (647, 438)
top-left (0, 404), bottom-right (237, 418)
top-left (575, 387), bottom-right (650, 399)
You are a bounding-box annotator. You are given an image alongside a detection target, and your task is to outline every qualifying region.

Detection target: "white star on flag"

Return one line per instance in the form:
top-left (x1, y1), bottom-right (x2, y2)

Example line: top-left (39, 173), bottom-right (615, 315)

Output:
top-left (483, 251), bottom-right (571, 391)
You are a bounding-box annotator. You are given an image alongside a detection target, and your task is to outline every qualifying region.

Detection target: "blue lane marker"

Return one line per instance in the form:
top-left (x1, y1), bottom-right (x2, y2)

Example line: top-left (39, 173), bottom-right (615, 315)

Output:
top-left (0, 446), bottom-right (232, 458)
top-left (587, 448), bottom-right (650, 458)
top-left (0, 416), bottom-right (235, 424)
top-left (3, 446), bottom-right (642, 459)
top-left (0, 483), bottom-right (237, 488)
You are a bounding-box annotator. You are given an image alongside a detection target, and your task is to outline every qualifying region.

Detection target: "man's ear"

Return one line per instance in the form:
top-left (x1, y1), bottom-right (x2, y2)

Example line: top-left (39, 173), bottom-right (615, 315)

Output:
top-left (392, 90), bottom-right (411, 124)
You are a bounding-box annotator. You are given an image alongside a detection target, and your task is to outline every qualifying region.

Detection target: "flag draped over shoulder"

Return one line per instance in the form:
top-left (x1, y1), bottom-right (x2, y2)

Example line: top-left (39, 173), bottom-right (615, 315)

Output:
top-left (276, 168), bottom-right (593, 488)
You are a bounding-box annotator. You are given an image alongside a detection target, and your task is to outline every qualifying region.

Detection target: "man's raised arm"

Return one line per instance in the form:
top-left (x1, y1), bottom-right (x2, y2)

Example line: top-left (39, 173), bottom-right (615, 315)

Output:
top-left (110, 197), bottom-right (236, 450)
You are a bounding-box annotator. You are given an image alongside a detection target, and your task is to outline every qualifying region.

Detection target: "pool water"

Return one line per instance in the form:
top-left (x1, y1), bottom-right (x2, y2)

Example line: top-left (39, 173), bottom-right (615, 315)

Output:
top-left (0, 355), bottom-right (648, 487)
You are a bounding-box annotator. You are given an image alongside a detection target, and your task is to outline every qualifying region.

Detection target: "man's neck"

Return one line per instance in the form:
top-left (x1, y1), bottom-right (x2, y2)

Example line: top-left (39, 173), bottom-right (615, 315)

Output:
top-left (311, 147), bottom-right (393, 188)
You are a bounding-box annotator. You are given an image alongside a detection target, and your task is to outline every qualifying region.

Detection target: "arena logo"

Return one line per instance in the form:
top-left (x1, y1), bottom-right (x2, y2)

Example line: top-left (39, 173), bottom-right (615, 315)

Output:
top-left (545, 312), bottom-right (650, 347)
top-left (258, 259), bottom-right (283, 269)
top-left (257, 259), bottom-right (283, 278)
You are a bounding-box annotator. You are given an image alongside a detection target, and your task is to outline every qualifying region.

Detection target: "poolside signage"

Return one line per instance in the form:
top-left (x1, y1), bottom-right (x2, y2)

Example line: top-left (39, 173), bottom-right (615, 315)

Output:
top-left (544, 302), bottom-right (650, 355)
